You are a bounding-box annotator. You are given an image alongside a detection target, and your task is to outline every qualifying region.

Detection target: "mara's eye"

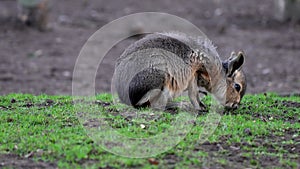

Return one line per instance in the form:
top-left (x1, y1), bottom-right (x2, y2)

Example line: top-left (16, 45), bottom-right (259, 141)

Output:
top-left (234, 83), bottom-right (241, 92)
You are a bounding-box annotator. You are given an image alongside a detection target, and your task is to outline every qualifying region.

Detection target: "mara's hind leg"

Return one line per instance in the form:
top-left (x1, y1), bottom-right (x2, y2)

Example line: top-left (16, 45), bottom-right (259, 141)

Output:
top-left (128, 68), bottom-right (166, 109)
top-left (137, 89), bottom-right (169, 110)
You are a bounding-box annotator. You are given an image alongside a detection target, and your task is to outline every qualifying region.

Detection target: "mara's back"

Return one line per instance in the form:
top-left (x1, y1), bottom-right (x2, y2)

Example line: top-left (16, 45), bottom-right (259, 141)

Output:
top-left (113, 32), bottom-right (221, 107)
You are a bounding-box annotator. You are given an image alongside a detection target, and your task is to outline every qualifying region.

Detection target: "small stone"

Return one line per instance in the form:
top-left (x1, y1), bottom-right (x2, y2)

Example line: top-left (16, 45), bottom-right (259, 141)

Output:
top-left (62, 71), bottom-right (71, 77)
top-left (262, 68), bottom-right (271, 75)
top-left (34, 49), bottom-right (43, 58)
top-left (214, 8), bottom-right (223, 16)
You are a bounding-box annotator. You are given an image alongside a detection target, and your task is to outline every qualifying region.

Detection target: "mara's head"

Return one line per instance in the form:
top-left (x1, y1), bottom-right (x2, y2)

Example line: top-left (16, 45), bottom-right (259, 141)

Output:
top-left (222, 51), bottom-right (247, 109)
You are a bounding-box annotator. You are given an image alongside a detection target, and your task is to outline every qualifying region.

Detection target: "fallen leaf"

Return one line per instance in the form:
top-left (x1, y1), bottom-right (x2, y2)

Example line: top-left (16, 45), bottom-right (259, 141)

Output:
top-left (148, 158), bottom-right (159, 165)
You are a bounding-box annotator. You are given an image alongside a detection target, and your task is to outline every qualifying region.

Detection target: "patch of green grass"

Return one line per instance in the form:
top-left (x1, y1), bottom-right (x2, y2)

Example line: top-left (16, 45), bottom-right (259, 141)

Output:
top-left (0, 93), bottom-right (299, 168)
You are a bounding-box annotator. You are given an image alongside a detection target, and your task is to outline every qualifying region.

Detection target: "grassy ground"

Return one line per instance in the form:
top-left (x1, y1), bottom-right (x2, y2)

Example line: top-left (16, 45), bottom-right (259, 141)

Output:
top-left (0, 93), bottom-right (299, 169)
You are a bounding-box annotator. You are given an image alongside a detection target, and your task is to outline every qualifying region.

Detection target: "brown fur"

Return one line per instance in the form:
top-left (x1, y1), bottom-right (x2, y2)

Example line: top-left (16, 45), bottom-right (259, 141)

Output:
top-left (165, 75), bottom-right (179, 92)
top-left (225, 70), bottom-right (247, 108)
top-left (114, 32), bottom-right (247, 110)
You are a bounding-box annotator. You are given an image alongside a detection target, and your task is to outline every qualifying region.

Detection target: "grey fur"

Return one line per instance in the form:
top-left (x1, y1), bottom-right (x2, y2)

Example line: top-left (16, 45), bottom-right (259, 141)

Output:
top-left (113, 32), bottom-right (245, 110)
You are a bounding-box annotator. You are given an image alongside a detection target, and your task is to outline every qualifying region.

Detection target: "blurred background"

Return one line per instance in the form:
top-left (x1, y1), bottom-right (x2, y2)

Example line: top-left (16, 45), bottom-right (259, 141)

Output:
top-left (0, 0), bottom-right (299, 95)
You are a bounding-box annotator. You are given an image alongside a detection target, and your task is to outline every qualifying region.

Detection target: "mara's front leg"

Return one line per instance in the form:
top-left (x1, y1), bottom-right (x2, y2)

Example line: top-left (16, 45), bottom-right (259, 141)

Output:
top-left (188, 78), bottom-right (206, 111)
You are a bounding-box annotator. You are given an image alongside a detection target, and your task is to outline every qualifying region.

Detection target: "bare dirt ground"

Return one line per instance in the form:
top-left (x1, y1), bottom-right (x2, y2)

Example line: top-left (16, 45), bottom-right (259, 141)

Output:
top-left (0, 0), bottom-right (299, 96)
top-left (0, 0), bottom-right (299, 168)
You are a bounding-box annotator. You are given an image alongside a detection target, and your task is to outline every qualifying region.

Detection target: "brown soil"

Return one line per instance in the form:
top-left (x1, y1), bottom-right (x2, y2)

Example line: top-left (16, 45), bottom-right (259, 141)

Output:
top-left (0, 154), bottom-right (57, 169)
top-left (0, 0), bottom-right (300, 168)
top-left (0, 0), bottom-right (299, 95)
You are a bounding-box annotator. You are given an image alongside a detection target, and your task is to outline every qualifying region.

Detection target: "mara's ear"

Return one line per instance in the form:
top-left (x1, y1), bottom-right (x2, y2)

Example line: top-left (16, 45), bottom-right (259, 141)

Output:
top-left (222, 51), bottom-right (245, 77)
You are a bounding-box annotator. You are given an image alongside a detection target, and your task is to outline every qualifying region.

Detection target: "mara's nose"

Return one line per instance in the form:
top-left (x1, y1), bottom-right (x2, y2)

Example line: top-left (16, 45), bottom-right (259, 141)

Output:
top-left (232, 103), bottom-right (239, 110)
top-left (225, 103), bottom-right (239, 110)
